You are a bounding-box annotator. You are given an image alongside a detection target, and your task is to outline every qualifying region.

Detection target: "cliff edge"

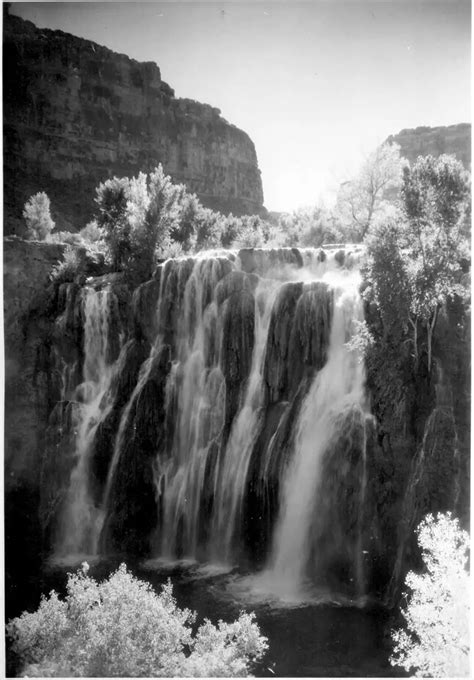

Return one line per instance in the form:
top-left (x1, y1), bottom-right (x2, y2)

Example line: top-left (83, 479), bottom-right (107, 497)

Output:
top-left (3, 12), bottom-right (265, 235)
top-left (386, 123), bottom-right (471, 167)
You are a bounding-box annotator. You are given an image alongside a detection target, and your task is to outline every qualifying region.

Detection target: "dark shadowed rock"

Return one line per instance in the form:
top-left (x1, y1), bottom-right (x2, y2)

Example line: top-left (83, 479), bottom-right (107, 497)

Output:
top-left (264, 282), bottom-right (304, 403)
top-left (132, 278), bottom-right (162, 344)
top-left (220, 287), bottom-right (255, 431)
top-left (4, 237), bottom-right (66, 485)
top-left (89, 338), bottom-right (150, 500)
top-left (103, 345), bottom-right (171, 554)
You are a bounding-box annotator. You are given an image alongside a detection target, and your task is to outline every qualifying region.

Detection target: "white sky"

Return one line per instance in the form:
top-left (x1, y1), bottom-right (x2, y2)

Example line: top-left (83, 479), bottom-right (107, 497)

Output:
top-left (10, 1), bottom-right (471, 212)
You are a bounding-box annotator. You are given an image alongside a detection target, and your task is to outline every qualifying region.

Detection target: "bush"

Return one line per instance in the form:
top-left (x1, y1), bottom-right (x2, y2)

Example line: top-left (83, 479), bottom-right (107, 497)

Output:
top-left (50, 245), bottom-right (83, 284)
top-left (79, 220), bottom-right (105, 244)
top-left (23, 192), bottom-right (55, 240)
top-left (390, 513), bottom-right (470, 677)
top-left (6, 563), bottom-right (268, 677)
top-left (95, 167), bottom-right (186, 280)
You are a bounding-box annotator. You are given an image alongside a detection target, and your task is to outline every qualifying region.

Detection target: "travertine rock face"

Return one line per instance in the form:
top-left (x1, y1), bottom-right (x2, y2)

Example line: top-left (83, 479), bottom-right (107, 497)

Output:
top-left (3, 13), bottom-right (264, 235)
top-left (4, 237), bottom-right (65, 484)
top-left (386, 123), bottom-right (471, 167)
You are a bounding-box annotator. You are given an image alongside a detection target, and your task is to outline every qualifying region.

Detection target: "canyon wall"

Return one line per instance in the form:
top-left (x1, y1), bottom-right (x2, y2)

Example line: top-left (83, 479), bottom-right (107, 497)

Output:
top-left (387, 123), bottom-right (471, 168)
top-left (3, 12), bottom-right (265, 236)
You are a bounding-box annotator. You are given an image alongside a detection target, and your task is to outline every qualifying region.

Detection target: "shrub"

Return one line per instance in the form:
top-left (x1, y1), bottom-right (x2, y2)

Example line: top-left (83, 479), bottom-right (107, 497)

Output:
top-left (390, 513), bottom-right (470, 677)
top-left (23, 192), bottom-right (55, 240)
top-left (7, 563), bottom-right (268, 677)
top-left (95, 166), bottom-right (186, 280)
top-left (50, 245), bottom-right (83, 284)
top-left (79, 220), bottom-right (105, 244)
top-left (231, 215), bottom-right (268, 248)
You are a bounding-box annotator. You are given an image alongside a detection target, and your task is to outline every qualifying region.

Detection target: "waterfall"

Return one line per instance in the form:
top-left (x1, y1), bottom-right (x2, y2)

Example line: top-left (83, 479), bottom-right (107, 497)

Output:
top-left (209, 279), bottom-right (281, 563)
top-left (156, 257), bottom-right (230, 560)
top-left (55, 287), bottom-right (117, 557)
top-left (266, 272), bottom-right (369, 599)
top-left (53, 246), bottom-right (375, 598)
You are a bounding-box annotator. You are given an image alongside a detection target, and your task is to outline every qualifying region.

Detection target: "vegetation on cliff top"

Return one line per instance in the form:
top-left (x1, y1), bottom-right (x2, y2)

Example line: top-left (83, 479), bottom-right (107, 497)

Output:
top-left (363, 153), bottom-right (470, 374)
top-left (7, 563), bottom-right (268, 677)
top-left (27, 146), bottom-right (401, 285)
top-left (23, 192), bottom-right (55, 241)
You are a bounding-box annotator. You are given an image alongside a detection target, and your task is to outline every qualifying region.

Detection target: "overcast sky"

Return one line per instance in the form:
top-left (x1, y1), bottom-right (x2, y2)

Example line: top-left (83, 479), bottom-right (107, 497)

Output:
top-left (10, 1), bottom-right (471, 212)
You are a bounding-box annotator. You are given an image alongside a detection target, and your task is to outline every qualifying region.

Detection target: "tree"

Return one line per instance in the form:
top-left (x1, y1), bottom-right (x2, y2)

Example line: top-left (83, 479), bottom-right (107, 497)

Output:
top-left (23, 192), bottom-right (55, 240)
top-left (364, 154), bottom-right (470, 373)
top-left (95, 166), bottom-right (184, 279)
top-left (390, 513), bottom-right (470, 677)
top-left (336, 142), bottom-right (404, 241)
top-left (7, 563), bottom-right (268, 677)
top-left (95, 176), bottom-right (132, 270)
top-left (399, 154), bottom-right (470, 371)
top-left (276, 204), bottom-right (343, 247)
top-left (233, 215), bottom-right (268, 248)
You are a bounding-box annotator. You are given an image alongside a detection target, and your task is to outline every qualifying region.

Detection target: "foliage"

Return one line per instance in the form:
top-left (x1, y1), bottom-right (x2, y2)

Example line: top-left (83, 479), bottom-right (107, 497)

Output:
top-left (390, 513), bottom-right (470, 677)
top-left (275, 204), bottom-right (344, 247)
top-left (363, 216), bottom-right (412, 337)
top-left (336, 143), bottom-right (404, 241)
top-left (344, 318), bottom-right (374, 359)
top-left (95, 175), bottom-right (133, 271)
top-left (50, 245), bottom-right (83, 284)
top-left (79, 220), bottom-right (106, 244)
top-left (23, 192), bottom-right (55, 240)
top-left (156, 237), bottom-right (185, 261)
top-left (94, 165), bottom-right (295, 275)
top-left (6, 563), bottom-right (268, 678)
top-left (95, 166), bottom-right (227, 279)
top-left (364, 154), bottom-right (470, 372)
top-left (232, 215), bottom-right (269, 248)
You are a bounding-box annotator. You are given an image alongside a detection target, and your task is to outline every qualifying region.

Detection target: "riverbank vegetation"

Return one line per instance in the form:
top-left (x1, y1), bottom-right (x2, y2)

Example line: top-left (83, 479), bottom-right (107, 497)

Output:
top-left (7, 563), bottom-right (267, 677)
top-left (390, 513), bottom-right (470, 677)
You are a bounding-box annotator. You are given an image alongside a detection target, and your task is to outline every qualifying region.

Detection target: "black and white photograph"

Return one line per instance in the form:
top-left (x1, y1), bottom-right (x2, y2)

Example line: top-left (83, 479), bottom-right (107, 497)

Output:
top-left (3, 1), bottom-right (471, 677)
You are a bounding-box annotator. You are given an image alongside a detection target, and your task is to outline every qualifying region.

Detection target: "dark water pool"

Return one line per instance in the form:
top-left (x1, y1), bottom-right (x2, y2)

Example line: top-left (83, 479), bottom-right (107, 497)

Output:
top-left (6, 556), bottom-right (406, 677)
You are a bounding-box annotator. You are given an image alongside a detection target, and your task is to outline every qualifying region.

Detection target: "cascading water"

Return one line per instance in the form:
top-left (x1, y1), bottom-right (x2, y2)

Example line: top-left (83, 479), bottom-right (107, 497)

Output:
top-left (155, 257), bottom-right (230, 560)
top-left (264, 273), bottom-right (370, 600)
top-left (209, 279), bottom-right (281, 563)
top-left (55, 287), bottom-right (118, 557)
top-left (53, 246), bottom-right (374, 600)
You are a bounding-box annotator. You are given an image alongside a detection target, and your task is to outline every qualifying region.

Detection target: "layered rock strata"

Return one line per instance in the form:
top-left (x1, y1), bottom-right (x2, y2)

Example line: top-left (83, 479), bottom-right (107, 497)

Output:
top-left (387, 123), bottom-right (471, 167)
top-left (4, 12), bottom-right (264, 235)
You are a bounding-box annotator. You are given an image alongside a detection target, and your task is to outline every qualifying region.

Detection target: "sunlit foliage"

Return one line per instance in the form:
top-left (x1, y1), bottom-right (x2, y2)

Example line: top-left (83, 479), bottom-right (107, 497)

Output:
top-left (336, 142), bottom-right (404, 240)
top-left (390, 513), bottom-right (470, 677)
top-left (23, 192), bottom-right (55, 240)
top-left (94, 165), bottom-right (276, 279)
top-left (275, 204), bottom-right (343, 247)
top-left (6, 563), bottom-right (268, 678)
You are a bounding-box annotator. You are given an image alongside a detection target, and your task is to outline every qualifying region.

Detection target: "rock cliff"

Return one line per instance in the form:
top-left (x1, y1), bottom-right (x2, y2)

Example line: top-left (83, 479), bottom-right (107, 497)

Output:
top-left (3, 12), bottom-right (264, 235)
top-left (386, 123), bottom-right (471, 167)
